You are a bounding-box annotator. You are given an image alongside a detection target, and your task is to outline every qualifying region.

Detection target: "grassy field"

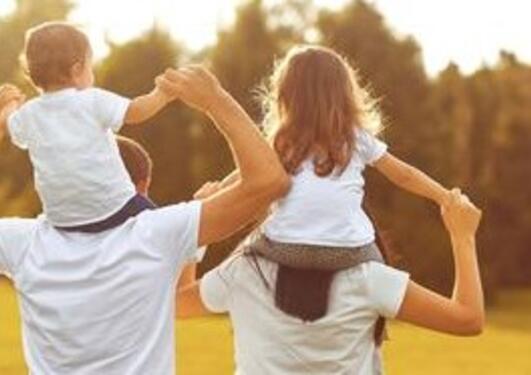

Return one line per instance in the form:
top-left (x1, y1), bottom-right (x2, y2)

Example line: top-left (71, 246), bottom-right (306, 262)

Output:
top-left (1, 279), bottom-right (530, 374)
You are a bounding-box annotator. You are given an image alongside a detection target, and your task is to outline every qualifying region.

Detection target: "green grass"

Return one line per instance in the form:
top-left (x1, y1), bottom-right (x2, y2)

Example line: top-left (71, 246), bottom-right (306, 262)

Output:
top-left (1, 278), bottom-right (530, 374)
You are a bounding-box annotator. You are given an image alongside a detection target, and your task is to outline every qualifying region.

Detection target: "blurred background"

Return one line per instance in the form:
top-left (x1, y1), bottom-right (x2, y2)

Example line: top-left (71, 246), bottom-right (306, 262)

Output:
top-left (0, 0), bottom-right (530, 374)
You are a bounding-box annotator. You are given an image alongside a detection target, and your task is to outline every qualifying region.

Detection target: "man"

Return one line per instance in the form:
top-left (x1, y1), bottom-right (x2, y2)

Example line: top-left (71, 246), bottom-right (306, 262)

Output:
top-left (117, 135), bottom-right (202, 287)
top-left (0, 67), bottom-right (290, 374)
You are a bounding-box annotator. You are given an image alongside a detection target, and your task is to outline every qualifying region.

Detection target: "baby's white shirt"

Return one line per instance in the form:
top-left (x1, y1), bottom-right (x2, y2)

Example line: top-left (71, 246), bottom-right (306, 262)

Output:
top-left (263, 128), bottom-right (388, 247)
top-left (7, 87), bottom-right (136, 226)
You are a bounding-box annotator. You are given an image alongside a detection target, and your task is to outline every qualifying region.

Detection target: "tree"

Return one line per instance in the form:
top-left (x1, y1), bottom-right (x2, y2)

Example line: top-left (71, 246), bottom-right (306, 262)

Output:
top-left (210, 0), bottom-right (285, 120)
top-left (318, 0), bottom-right (429, 151)
top-left (0, 0), bottom-right (73, 85)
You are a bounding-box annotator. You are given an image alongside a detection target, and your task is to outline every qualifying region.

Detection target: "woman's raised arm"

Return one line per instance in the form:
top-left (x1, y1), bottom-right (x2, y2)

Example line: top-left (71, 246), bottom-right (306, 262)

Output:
top-left (395, 189), bottom-right (484, 335)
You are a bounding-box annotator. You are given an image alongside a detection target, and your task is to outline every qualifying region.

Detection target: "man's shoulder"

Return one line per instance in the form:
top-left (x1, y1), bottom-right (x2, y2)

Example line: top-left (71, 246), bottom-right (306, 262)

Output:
top-left (135, 201), bottom-right (202, 227)
top-left (128, 201), bottom-right (203, 265)
top-left (131, 201), bottom-right (202, 242)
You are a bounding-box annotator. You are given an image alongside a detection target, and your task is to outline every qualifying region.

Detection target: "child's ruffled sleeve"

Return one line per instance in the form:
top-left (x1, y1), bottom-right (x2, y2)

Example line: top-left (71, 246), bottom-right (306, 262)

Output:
top-left (356, 128), bottom-right (388, 166)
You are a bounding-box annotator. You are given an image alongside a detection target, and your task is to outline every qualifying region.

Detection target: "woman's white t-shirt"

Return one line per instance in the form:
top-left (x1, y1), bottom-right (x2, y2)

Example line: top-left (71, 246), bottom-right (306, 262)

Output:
top-left (7, 88), bottom-right (136, 226)
top-left (200, 254), bottom-right (410, 375)
top-left (263, 128), bottom-right (388, 247)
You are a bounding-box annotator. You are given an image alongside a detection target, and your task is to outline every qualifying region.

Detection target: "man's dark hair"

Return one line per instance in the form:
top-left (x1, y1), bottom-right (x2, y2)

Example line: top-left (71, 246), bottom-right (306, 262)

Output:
top-left (116, 136), bottom-right (153, 186)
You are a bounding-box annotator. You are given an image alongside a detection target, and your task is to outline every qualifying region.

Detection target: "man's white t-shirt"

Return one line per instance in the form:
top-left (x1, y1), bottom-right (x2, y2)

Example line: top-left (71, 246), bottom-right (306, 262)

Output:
top-left (7, 88), bottom-right (137, 226)
top-left (201, 254), bottom-right (409, 375)
top-left (263, 128), bottom-right (387, 247)
top-left (0, 201), bottom-right (201, 375)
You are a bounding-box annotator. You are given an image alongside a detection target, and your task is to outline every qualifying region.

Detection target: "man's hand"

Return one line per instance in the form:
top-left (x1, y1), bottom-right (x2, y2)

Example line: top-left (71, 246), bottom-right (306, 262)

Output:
top-left (156, 66), bottom-right (224, 114)
top-left (160, 65), bottom-right (289, 247)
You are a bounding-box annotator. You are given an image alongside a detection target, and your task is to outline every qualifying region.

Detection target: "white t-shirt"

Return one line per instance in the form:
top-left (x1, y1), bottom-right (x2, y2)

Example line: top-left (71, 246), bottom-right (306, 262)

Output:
top-left (0, 201), bottom-right (202, 375)
top-left (200, 254), bottom-right (409, 375)
top-left (7, 87), bottom-right (137, 226)
top-left (263, 128), bottom-right (388, 247)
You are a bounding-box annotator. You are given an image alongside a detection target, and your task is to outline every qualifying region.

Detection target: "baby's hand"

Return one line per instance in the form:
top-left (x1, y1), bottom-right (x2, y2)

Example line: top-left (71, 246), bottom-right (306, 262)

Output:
top-left (0, 84), bottom-right (25, 111)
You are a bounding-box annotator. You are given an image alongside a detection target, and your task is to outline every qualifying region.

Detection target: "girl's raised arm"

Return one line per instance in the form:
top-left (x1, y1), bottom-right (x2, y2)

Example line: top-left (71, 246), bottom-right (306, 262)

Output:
top-left (373, 153), bottom-right (450, 206)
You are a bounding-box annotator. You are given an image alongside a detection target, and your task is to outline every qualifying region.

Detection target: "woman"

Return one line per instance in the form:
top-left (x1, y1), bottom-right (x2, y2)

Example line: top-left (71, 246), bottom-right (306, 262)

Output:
top-left (179, 189), bottom-right (482, 374)
top-left (177, 46), bottom-right (484, 374)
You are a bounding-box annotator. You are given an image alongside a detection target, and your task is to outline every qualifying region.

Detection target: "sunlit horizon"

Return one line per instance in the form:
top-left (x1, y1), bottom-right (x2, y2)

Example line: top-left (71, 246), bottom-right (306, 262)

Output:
top-left (1, 0), bottom-right (530, 76)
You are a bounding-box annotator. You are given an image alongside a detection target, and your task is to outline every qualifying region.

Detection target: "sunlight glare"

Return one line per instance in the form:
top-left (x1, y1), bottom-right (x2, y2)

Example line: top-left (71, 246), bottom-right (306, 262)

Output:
top-left (57, 0), bottom-right (531, 75)
top-left (70, 0), bottom-right (235, 59)
top-left (0, 0), bottom-right (15, 17)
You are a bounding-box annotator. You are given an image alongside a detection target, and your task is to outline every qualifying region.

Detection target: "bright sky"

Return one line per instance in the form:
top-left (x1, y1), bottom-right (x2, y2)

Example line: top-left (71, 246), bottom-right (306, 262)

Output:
top-left (1, 0), bottom-right (529, 76)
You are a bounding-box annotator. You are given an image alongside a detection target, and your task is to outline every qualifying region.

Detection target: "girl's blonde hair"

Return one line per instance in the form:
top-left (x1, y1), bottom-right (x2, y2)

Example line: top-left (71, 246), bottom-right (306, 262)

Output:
top-left (263, 45), bottom-right (382, 176)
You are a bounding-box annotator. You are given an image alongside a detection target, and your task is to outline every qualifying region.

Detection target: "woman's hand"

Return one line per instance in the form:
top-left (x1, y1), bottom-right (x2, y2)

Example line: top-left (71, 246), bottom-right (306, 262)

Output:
top-left (396, 189), bottom-right (484, 336)
top-left (441, 188), bottom-right (482, 239)
top-left (156, 66), bottom-right (224, 114)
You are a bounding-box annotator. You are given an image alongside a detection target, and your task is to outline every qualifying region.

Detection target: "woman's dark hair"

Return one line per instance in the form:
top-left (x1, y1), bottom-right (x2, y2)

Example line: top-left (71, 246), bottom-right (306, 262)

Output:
top-left (245, 205), bottom-right (393, 345)
top-left (116, 136), bottom-right (153, 186)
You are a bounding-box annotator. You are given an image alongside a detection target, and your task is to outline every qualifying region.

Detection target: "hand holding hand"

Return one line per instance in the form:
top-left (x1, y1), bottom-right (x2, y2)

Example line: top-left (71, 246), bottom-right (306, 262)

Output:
top-left (156, 66), bottom-right (224, 113)
top-left (441, 188), bottom-right (482, 239)
top-left (154, 74), bottom-right (178, 103)
top-left (438, 188), bottom-right (453, 208)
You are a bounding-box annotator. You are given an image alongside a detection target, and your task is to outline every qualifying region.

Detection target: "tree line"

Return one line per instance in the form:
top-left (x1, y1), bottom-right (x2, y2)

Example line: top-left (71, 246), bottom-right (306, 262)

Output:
top-left (1, 0), bottom-right (529, 300)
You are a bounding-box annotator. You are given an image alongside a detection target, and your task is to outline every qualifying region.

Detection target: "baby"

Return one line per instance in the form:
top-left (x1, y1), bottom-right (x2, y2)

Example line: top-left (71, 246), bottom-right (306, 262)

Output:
top-left (0, 22), bottom-right (172, 230)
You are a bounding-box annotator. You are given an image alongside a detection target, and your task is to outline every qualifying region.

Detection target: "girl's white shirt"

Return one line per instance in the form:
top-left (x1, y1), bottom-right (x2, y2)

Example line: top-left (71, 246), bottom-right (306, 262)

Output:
top-left (263, 128), bottom-right (388, 247)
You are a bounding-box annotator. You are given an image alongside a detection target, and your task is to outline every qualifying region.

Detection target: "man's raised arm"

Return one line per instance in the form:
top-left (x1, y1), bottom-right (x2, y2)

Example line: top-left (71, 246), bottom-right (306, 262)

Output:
top-left (158, 66), bottom-right (290, 247)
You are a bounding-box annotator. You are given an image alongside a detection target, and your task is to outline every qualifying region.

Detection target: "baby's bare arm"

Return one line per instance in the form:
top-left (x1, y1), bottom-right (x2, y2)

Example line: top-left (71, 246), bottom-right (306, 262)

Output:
top-left (124, 86), bottom-right (172, 125)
